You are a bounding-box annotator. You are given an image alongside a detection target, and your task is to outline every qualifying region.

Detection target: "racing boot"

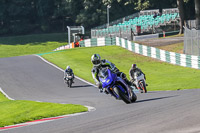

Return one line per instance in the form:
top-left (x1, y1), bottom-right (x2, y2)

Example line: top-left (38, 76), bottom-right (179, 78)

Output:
top-left (117, 72), bottom-right (132, 88)
top-left (124, 78), bottom-right (132, 86)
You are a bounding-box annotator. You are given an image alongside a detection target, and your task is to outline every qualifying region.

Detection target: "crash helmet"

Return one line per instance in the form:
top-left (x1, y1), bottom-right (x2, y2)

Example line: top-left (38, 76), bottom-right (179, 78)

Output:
top-left (132, 64), bottom-right (137, 70)
top-left (66, 65), bottom-right (70, 70)
top-left (91, 54), bottom-right (101, 66)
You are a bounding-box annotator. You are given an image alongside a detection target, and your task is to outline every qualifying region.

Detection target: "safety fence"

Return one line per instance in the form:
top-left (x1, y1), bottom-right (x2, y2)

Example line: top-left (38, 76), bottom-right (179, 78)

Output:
top-left (54, 38), bottom-right (115, 51)
top-left (79, 37), bottom-right (116, 47)
top-left (79, 37), bottom-right (200, 69)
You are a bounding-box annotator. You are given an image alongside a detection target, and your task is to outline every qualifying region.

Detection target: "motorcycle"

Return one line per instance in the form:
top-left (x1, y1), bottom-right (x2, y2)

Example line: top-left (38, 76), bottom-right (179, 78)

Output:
top-left (132, 72), bottom-right (147, 93)
top-left (99, 68), bottom-right (137, 104)
top-left (64, 74), bottom-right (74, 88)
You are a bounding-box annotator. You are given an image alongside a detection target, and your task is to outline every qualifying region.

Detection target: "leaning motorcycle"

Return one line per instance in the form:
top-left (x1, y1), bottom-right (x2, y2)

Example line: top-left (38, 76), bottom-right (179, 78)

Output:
top-left (64, 74), bottom-right (73, 88)
top-left (99, 68), bottom-right (137, 104)
top-left (132, 73), bottom-right (147, 93)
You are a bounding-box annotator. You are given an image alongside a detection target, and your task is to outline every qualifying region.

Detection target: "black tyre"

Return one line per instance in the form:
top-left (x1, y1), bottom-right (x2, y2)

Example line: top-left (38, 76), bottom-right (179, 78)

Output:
top-left (69, 80), bottom-right (72, 88)
top-left (114, 87), bottom-right (131, 104)
top-left (67, 81), bottom-right (69, 87)
top-left (131, 91), bottom-right (137, 102)
top-left (139, 81), bottom-right (147, 93)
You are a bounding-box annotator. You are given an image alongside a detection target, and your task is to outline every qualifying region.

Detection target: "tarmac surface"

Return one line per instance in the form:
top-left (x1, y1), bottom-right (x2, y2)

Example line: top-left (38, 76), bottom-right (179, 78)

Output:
top-left (137, 36), bottom-right (184, 47)
top-left (1, 55), bottom-right (200, 133)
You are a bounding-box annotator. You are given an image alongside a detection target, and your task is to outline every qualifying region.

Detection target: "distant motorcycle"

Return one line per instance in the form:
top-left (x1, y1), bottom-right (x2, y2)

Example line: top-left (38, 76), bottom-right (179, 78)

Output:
top-left (99, 68), bottom-right (137, 104)
top-left (132, 73), bottom-right (147, 93)
top-left (64, 74), bottom-right (73, 88)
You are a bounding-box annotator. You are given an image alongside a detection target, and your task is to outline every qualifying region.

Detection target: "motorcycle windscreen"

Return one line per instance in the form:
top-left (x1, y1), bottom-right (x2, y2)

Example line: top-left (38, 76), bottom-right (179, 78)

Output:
top-left (99, 68), bottom-right (114, 88)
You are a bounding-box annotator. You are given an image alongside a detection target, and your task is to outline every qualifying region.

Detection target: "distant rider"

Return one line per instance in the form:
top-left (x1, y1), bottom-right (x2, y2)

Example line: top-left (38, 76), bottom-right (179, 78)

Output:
top-left (64, 66), bottom-right (75, 83)
top-left (91, 54), bottom-right (131, 93)
top-left (129, 64), bottom-right (147, 86)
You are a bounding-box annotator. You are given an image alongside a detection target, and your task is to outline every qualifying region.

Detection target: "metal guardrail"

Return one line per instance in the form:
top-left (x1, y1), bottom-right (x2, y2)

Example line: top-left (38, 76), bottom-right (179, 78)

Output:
top-left (162, 8), bottom-right (179, 14)
top-left (139, 9), bottom-right (159, 16)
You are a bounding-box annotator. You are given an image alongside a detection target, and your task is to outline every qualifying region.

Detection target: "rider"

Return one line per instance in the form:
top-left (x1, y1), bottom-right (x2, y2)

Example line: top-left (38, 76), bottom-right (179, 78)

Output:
top-left (129, 64), bottom-right (147, 86)
top-left (64, 66), bottom-right (75, 83)
top-left (91, 54), bottom-right (131, 93)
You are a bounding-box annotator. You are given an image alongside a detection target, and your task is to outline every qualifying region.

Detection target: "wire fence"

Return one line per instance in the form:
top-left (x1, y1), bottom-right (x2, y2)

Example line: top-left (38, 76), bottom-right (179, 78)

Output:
top-left (184, 27), bottom-right (200, 56)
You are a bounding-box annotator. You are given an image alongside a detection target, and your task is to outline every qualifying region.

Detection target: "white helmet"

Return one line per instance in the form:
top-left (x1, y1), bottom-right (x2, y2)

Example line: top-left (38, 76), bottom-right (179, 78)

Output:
top-left (66, 66), bottom-right (70, 70)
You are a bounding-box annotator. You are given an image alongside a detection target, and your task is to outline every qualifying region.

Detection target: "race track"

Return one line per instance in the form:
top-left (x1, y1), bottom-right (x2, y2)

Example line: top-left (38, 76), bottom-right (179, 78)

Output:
top-left (1, 55), bottom-right (200, 133)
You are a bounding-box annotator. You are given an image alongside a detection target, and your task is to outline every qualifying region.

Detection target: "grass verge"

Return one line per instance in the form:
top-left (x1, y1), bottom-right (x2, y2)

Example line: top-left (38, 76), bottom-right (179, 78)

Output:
top-left (0, 33), bottom-right (67, 58)
top-left (0, 93), bottom-right (87, 127)
top-left (156, 42), bottom-right (184, 53)
top-left (0, 33), bottom-right (198, 127)
top-left (0, 33), bottom-right (67, 45)
top-left (0, 33), bottom-right (88, 127)
top-left (42, 45), bottom-right (200, 91)
top-left (0, 42), bottom-right (67, 58)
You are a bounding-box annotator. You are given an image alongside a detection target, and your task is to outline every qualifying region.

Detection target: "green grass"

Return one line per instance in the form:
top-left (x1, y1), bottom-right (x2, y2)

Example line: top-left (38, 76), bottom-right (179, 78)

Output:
top-left (157, 42), bottom-right (184, 53)
top-left (0, 94), bottom-right (87, 127)
top-left (160, 33), bottom-right (184, 38)
top-left (0, 41), bottom-right (67, 58)
top-left (0, 33), bottom-right (68, 58)
top-left (0, 33), bottom-right (198, 127)
top-left (0, 33), bottom-right (88, 127)
top-left (0, 33), bottom-right (67, 45)
top-left (42, 46), bottom-right (200, 91)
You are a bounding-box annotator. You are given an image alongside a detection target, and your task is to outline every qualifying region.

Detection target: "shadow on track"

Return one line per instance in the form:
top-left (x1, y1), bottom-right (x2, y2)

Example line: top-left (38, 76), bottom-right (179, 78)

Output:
top-left (70, 84), bottom-right (94, 88)
top-left (136, 95), bottom-right (179, 103)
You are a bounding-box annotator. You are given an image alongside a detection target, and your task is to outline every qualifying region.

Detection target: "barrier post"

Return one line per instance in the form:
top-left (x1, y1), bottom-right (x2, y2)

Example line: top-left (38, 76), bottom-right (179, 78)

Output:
top-left (163, 31), bottom-right (166, 37)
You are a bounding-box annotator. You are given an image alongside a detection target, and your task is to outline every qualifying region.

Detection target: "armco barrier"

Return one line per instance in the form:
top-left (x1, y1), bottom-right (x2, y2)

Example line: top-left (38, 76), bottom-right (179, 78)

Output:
top-left (79, 37), bottom-right (200, 69)
top-left (79, 37), bottom-right (115, 47)
top-left (53, 37), bottom-right (115, 51)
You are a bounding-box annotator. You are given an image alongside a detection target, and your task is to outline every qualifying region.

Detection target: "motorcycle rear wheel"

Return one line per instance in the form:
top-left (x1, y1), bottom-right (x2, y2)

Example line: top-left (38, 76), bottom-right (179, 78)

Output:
top-left (139, 81), bottom-right (147, 93)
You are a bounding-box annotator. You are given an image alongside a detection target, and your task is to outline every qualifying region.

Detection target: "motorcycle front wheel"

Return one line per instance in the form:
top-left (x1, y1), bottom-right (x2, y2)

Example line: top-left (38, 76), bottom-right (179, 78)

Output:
top-left (68, 80), bottom-right (72, 88)
top-left (130, 91), bottom-right (137, 102)
top-left (114, 87), bottom-right (131, 104)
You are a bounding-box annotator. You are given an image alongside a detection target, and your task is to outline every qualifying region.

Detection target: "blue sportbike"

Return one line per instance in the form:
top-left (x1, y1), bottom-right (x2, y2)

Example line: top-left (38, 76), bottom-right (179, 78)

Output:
top-left (99, 68), bottom-right (137, 104)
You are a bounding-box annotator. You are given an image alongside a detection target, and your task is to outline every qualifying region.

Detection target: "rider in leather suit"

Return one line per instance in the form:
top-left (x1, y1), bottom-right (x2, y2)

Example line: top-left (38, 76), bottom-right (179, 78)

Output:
top-left (64, 66), bottom-right (75, 83)
top-left (91, 54), bottom-right (131, 93)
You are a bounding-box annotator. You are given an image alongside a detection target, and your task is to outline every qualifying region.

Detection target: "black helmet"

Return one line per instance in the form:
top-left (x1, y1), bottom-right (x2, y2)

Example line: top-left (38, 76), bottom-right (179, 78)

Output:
top-left (132, 64), bottom-right (137, 69)
top-left (91, 54), bottom-right (101, 66)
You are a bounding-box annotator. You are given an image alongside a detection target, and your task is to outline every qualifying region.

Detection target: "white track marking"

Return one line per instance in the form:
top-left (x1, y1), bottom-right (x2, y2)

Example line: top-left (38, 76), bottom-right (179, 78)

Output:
top-left (0, 106), bottom-right (95, 131)
top-left (0, 87), bottom-right (14, 100)
top-left (35, 54), bottom-right (97, 87)
top-left (0, 55), bottom-right (97, 131)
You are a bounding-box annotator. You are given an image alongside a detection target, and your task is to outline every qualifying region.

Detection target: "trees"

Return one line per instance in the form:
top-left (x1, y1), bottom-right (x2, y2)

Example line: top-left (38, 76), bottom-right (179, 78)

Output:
top-left (75, 0), bottom-right (136, 28)
top-left (177, 0), bottom-right (185, 34)
top-left (176, 0), bottom-right (200, 33)
top-left (0, 0), bottom-right (199, 36)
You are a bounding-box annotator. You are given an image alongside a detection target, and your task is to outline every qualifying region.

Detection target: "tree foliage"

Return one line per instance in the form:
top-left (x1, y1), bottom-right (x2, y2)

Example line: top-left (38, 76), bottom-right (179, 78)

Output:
top-left (0, 0), bottom-right (198, 36)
